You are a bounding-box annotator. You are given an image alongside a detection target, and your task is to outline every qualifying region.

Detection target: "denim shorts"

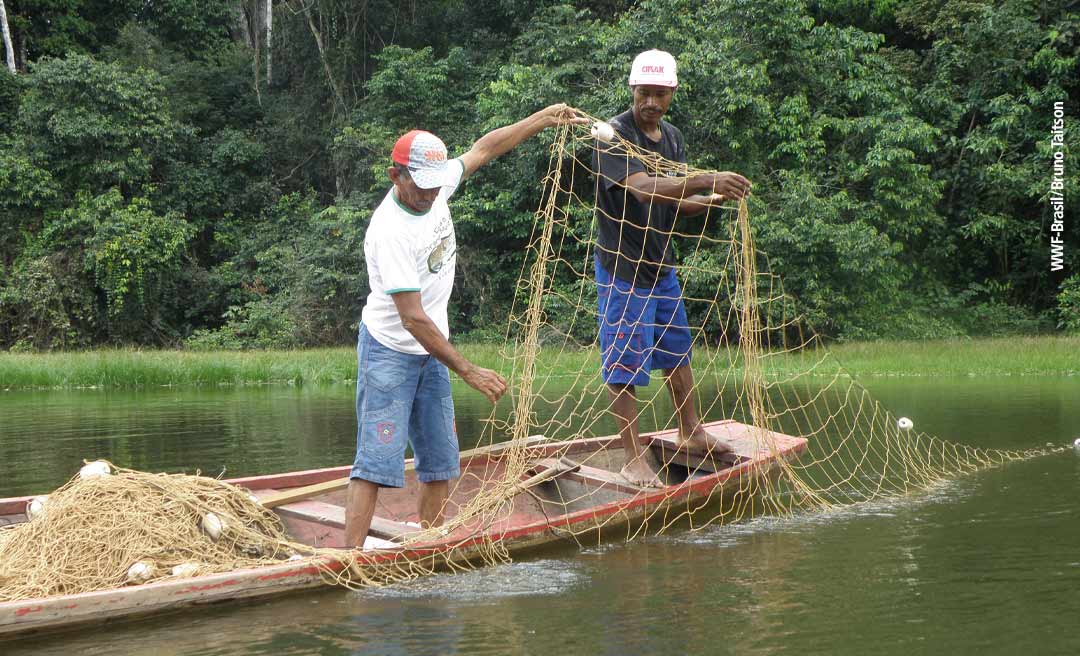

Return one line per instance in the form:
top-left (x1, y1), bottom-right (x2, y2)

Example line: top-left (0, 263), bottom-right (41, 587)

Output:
top-left (351, 324), bottom-right (460, 488)
top-left (595, 256), bottom-right (692, 387)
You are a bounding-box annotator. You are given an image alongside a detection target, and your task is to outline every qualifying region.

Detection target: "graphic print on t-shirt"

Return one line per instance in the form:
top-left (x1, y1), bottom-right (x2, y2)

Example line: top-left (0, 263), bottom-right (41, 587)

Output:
top-left (426, 221), bottom-right (456, 274)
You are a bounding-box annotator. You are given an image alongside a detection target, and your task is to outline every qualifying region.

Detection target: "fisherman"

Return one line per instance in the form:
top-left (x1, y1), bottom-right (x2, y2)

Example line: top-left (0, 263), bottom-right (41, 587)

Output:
top-left (345, 104), bottom-right (587, 547)
top-left (593, 49), bottom-right (752, 487)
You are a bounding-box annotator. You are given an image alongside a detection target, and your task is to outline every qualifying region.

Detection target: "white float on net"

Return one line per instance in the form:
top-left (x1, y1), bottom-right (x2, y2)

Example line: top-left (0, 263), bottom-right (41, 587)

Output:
top-left (591, 121), bottom-right (615, 143)
top-left (201, 512), bottom-right (225, 541)
top-left (126, 561), bottom-right (156, 584)
top-left (79, 461), bottom-right (111, 480)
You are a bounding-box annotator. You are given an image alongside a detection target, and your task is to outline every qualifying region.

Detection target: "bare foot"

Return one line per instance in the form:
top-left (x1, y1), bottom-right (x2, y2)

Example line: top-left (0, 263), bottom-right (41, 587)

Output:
top-left (677, 426), bottom-right (735, 455)
top-left (620, 457), bottom-right (663, 488)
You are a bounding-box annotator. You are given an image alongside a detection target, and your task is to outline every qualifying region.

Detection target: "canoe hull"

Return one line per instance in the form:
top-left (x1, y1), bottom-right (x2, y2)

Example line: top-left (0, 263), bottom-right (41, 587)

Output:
top-left (0, 419), bottom-right (806, 639)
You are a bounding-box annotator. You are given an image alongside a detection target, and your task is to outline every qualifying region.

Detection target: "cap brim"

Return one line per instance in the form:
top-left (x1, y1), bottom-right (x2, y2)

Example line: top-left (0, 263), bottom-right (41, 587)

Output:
top-left (628, 79), bottom-right (678, 87)
top-left (409, 163), bottom-right (455, 189)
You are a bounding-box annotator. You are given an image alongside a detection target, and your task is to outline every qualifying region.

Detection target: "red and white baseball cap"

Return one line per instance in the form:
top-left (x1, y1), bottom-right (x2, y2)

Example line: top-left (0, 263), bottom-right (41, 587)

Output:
top-left (628, 49), bottom-right (678, 88)
top-left (391, 130), bottom-right (455, 189)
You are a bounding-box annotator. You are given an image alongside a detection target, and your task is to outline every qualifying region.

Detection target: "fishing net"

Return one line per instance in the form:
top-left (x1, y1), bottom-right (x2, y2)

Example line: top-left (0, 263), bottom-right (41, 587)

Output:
top-left (0, 464), bottom-right (303, 601)
top-left (2, 112), bottom-right (1064, 601)
top-left (0, 463), bottom-right (477, 600)
top-left (333, 112), bottom-right (1062, 573)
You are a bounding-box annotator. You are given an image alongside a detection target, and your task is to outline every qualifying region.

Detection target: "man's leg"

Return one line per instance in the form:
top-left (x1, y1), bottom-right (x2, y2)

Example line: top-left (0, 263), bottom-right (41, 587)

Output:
top-left (609, 382), bottom-right (663, 487)
top-left (346, 323), bottom-right (416, 548)
top-left (418, 480), bottom-right (450, 528)
top-left (595, 256), bottom-right (662, 487)
top-left (651, 267), bottom-right (733, 455)
top-left (410, 358), bottom-right (460, 527)
top-left (344, 478), bottom-right (379, 547)
top-left (664, 364), bottom-right (733, 454)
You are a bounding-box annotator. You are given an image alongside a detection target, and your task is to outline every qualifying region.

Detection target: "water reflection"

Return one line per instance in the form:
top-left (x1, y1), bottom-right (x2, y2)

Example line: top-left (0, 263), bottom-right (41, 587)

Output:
top-left (2, 377), bottom-right (1079, 655)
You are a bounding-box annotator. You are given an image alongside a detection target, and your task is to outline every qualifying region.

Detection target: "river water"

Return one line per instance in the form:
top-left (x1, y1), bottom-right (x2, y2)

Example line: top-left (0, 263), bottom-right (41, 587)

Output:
top-left (2, 376), bottom-right (1079, 655)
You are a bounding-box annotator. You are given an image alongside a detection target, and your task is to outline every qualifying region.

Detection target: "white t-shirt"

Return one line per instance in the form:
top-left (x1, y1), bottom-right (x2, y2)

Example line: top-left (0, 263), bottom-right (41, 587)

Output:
top-left (361, 159), bottom-right (465, 354)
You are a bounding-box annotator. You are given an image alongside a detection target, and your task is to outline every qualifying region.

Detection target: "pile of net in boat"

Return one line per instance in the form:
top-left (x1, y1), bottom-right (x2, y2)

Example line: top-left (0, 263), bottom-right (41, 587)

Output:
top-left (0, 463), bottom-right (313, 601)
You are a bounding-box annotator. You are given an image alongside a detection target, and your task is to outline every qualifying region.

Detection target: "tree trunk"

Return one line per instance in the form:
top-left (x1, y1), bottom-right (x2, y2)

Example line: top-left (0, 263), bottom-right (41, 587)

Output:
top-left (302, 4), bottom-right (347, 114)
top-left (0, 0), bottom-right (16, 74)
top-left (231, 1), bottom-right (252, 47)
top-left (265, 0), bottom-right (272, 86)
top-left (250, 0), bottom-right (261, 105)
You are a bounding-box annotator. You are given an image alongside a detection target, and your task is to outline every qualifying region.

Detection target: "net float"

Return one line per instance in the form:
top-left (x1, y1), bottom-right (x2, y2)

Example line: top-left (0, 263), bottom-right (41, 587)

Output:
top-left (79, 461), bottom-right (111, 480)
top-left (126, 561), bottom-right (156, 584)
top-left (201, 512), bottom-right (225, 541)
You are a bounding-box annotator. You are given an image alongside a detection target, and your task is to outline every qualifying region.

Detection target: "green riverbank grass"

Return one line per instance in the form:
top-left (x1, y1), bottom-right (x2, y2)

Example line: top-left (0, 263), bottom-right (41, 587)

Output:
top-left (1, 336), bottom-right (1077, 389)
top-left (0, 348), bottom-right (357, 388)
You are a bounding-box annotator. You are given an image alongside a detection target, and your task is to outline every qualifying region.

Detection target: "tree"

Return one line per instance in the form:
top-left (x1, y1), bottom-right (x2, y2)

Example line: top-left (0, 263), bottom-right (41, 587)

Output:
top-left (0, 0), bottom-right (15, 73)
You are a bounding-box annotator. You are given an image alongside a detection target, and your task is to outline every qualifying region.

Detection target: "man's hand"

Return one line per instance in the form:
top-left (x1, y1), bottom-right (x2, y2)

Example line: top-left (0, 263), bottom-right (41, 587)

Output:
top-left (708, 172), bottom-right (752, 201)
top-left (538, 103), bottom-right (589, 129)
top-left (462, 364), bottom-right (508, 404)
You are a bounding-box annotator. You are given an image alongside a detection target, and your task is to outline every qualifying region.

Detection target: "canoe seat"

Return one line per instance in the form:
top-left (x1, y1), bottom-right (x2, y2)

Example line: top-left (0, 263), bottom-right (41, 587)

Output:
top-left (274, 499), bottom-right (422, 542)
top-left (648, 433), bottom-right (745, 474)
top-left (525, 457), bottom-right (581, 479)
top-left (528, 457), bottom-right (644, 495)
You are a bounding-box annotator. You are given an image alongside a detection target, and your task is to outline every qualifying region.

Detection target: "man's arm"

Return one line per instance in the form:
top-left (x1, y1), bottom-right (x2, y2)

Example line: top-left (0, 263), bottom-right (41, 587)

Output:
top-left (675, 193), bottom-right (728, 217)
top-left (619, 171), bottom-right (752, 206)
top-left (390, 291), bottom-right (507, 403)
top-left (458, 103), bottom-right (587, 180)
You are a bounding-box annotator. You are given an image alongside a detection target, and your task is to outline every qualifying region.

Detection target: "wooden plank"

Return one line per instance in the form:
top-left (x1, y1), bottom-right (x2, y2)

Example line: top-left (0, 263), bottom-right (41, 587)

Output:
top-left (525, 457), bottom-right (581, 477)
top-left (274, 499), bottom-right (421, 541)
top-left (650, 441), bottom-right (744, 474)
top-left (517, 457), bottom-right (581, 489)
top-left (259, 435), bottom-right (547, 508)
top-left (556, 461), bottom-right (644, 496)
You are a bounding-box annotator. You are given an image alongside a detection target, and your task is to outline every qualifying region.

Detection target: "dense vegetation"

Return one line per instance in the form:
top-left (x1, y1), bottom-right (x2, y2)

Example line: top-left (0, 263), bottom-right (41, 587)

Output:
top-left (1, 0), bottom-right (1077, 351)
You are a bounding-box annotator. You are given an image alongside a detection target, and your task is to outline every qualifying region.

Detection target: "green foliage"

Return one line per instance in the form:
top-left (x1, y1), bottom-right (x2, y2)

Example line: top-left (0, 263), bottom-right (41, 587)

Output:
top-left (0, 255), bottom-right (95, 350)
top-left (195, 193), bottom-right (369, 349)
top-left (5, 0), bottom-right (142, 61)
top-left (17, 53), bottom-right (179, 196)
top-left (0, 70), bottom-right (21, 132)
top-left (186, 297), bottom-right (300, 351)
top-left (74, 190), bottom-right (192, 318)
top-left (1058, 276), bottom-right (1080, 335)
top-left (1, 0), bottom-right (1076, 350)
top-left (896, 0), bottom-right (1079, 310)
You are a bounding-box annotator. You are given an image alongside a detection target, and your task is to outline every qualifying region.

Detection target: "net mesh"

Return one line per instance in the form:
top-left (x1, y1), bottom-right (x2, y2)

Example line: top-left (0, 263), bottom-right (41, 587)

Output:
top-left (0, 113), bottom-right (1064, 601)
top-left (359, 113), bottom-right (1059, 556)
top-left (0, 464), bottom-right (301, 601)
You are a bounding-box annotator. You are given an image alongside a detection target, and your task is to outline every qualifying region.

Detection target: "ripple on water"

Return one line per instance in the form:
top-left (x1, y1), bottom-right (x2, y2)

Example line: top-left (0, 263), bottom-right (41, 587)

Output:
top-left (659, 477), bottom-right (972, 548)
top-left (356, 558), bottom-right (587, 602)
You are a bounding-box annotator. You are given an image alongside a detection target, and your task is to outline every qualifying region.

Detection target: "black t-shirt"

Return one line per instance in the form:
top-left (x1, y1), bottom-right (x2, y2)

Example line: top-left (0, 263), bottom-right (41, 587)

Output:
top-left (594, 109), bottom-right (688, 288)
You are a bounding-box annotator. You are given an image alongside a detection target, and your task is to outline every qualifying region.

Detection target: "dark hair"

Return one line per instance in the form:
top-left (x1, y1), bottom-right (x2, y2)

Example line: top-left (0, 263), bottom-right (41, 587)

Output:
top-left (393, 163), bottom-right (411, 177)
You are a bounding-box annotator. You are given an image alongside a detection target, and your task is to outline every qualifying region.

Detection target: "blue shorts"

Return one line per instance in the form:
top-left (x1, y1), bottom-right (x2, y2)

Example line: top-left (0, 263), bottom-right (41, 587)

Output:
top-left (351, 324), bottom-right (460, 488)
top-left (595, 257), bottom-right (692, 387)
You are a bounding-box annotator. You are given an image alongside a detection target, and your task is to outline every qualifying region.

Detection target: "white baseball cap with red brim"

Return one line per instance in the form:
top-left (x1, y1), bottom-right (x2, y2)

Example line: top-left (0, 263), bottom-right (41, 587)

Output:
top-left (628, 49), bottom-right (678, 88)
top-left (391, 130), bottom-right (456, 189)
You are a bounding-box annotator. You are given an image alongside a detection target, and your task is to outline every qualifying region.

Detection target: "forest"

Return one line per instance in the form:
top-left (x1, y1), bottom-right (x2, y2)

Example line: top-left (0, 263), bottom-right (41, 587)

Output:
top-left (0, 0), bottom-right (1077, 351)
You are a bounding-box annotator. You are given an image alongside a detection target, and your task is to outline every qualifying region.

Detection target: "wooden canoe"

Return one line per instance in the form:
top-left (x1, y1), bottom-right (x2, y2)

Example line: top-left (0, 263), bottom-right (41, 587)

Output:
top-left (0, 419), bottom-right (806, 639)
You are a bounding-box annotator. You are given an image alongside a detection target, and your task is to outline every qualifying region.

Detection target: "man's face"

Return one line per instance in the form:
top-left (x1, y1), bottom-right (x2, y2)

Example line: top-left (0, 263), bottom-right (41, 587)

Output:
top-left (389, 166), bottom-right (440, 213)
top-left (632, 85), bottom-right (675, 123)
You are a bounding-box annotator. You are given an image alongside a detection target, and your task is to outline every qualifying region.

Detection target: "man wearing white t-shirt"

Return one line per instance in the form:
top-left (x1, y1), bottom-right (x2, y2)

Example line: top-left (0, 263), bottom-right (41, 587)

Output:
top-left (345, 104), bottom-right (586, 548)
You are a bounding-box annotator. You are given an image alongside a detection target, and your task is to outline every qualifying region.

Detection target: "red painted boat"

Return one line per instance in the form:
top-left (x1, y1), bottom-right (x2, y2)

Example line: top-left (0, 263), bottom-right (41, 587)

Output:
top-left (0, 419), bottom-right (806, 639)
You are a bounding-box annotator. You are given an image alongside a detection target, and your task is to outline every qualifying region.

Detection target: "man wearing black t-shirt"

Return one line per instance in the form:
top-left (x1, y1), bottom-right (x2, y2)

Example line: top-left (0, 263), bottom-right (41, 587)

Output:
top-left (594, 49), bottom-right (752, 487)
